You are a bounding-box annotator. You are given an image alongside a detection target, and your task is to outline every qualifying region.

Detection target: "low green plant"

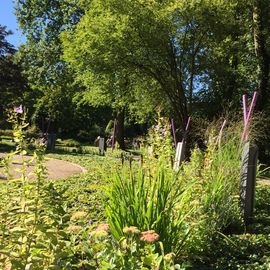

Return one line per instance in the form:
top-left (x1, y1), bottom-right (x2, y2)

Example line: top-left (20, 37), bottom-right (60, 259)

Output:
top-left (146, 114), bottom-right (174, 168)
top-left (88, 224), bottom-right (179, 269)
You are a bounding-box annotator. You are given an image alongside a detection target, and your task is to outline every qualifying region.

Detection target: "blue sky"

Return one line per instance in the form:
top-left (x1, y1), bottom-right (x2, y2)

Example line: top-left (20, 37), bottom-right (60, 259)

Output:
top-left (0, 0), bottom-right (25, 48)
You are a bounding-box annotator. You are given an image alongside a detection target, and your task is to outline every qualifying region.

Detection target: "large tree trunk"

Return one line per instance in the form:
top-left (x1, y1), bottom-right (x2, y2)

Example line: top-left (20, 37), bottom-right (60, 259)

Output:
top-left (115, 108), bottom-right (125, 150)
top-left (253, 0), bottom-right (270, 110)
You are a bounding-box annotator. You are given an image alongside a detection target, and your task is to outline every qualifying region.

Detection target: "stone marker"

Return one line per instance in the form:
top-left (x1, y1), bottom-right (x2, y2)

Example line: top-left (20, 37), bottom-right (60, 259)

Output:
top-left (239, 141), bottom-right (258, 224)
top-left (99, 137), bottom-right (105, 156)
top-left (47, 133), bottom-right (56, 150)
top-left (173, 142), bottom-right (186, 170)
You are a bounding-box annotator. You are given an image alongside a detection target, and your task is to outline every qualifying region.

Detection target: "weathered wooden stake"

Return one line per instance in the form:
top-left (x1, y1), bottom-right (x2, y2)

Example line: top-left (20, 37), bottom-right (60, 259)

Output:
top-left (173, 116), bottom-right (190, 170)
top-left (240, 142), bottom-right (258, 224)
top-left (239, 91), bottom-right (258, 224)
top-left (99, 137), bottom-right (105, 156)
top-left (47, 133), bottom-right (56, 150)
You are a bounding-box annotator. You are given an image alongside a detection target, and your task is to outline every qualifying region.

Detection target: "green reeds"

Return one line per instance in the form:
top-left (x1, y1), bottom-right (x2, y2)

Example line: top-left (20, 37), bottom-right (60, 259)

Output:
top-left (105, 159), bottom-right (194, 255)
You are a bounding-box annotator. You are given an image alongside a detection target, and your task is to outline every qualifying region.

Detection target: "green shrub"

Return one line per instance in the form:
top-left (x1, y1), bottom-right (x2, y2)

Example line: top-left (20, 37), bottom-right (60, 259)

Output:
top-left (85, 224), bottom-right (178, 269)
top-left (58, 138), bottom-right (81, 147)
top-left (0, 109), bottom-right (72, 269)
top-left (105, 116), bottom-right (246, 260)
top-left (105, 117), bottom-right (193, 256)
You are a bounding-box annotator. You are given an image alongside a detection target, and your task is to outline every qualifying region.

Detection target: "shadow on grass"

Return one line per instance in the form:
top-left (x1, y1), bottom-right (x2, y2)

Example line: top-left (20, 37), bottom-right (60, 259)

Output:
top-left (0, 143), bottom-right (16, 153)
top-left (47, 148), bottom-right (98, 156)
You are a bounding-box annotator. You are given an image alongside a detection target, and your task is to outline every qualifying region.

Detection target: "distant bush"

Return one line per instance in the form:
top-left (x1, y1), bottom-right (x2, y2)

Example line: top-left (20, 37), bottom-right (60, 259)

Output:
top-left (57, 138), bottom-right (81, 147)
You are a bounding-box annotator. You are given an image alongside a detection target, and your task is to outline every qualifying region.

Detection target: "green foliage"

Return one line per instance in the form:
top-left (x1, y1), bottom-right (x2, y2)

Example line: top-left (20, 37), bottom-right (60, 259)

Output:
top-left (87, 225), bottom-right (178, 270)
top-left (0, 110), bottom-right (72, 269)
top-left (105, 163), bottom-right (193, 255)
top-left (147, 115), bottom-right (174, 164)
top-left (180, 120), bottom-right (244, 255)
top-left (105, 116), bottom-right (246, 262)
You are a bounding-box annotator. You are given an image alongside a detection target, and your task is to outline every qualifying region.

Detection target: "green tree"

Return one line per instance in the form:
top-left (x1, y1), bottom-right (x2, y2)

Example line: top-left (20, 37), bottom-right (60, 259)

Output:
top-left (252, 0), bottom-right (270, 110)
top-left (62, 0), bottom-right (191, 126)
top-left (61, 0), bottom-right (256, 127)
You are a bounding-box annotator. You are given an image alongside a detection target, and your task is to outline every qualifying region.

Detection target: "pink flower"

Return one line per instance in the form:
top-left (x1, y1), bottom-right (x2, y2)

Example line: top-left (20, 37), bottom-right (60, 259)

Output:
top-left (140, 230), bottom-right (159, 243)
top-left (96, 223), bottom-right (110, 232)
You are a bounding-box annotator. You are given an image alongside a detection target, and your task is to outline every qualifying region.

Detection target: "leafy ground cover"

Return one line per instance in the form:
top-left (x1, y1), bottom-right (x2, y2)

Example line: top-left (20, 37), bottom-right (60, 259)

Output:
top-left (47, 148), bottom-right (123, 222)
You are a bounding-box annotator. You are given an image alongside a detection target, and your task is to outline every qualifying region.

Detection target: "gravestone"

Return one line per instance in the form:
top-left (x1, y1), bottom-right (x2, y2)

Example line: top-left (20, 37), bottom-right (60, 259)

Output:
top-left (239, 141), bottom-right (258, 224)
top-left (47, 133), bottom-right (56, 150)
top-left (173, 142), bottom-right (186, 170)
top-left (99, 137), bottom-right (105, 156)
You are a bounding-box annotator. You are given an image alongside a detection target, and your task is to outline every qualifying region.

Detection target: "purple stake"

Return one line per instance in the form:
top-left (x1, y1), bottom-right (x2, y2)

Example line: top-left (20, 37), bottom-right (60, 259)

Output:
top-left (171, 119), bottom-right (177, 148)
top-left (241, 92), bottom-right (258, 142)
top-left (182, 116), bottom-right (191, 143)
top-left (242, 95), bottom-right (248, 126)
top-left (185, 116), bottom-right (191, 132)
top-left (111, 119), bottom-right (117, 150)
top-left (246, 92), bottom-right (258, 123)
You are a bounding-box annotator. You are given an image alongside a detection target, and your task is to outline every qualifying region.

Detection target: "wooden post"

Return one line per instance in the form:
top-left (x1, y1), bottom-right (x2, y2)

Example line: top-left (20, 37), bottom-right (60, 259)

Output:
top-left (173, 142), bottom-right (186, 170)
top-left (240, 91), bottom-right (258, 224)
top-left (240, 142), bottom-right (258, 224)
top-left (47, 133), bottom-right (56, 150)
top-left (173, 116), bottom-right (191, 170)
top-left (99, 137), bottom-right (105, 156)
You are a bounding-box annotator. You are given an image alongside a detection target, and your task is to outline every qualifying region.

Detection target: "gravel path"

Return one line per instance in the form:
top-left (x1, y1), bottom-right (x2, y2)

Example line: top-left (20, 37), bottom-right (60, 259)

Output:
top-left (0, 154), bottom-right (86, 180)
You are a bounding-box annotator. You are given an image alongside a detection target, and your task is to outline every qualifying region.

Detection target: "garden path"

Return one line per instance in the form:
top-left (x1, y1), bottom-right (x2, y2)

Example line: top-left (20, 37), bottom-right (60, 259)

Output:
top-left (0, 154), bottom-right (86, 180)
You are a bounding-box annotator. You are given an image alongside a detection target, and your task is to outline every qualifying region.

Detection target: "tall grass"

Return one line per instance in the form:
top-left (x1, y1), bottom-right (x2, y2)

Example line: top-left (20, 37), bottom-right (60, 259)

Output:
top-left (181, 120), bottom-right (244, 254)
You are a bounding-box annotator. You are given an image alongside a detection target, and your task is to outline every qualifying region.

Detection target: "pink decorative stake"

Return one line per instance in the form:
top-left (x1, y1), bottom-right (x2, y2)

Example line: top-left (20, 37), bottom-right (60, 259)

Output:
top-left (111, 119), bottom-right (117, 150)
top-left (182, 116), bottom-right (191, 143)
top-left (171, 119), bottom-right (177, 148)
top-left (242, 95), bottom-right (248, 126)
top-left (241, 92), bottom-right (258, 142)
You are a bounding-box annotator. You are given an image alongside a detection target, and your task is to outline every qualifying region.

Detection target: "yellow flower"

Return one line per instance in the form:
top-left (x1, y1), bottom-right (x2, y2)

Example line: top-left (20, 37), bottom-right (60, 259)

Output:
top-left (164, 252), bottom-right (176, 262)
top-left (70, 211), bottom-right (88, 221)
top-left (91, 229), bottom-right (108, 239)
top-left (123, 226), bottom-right (140, 235)
top-left (96, 223), bottom-right (109, 232)
top-left (67, 225), bottom-right (82, 234)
